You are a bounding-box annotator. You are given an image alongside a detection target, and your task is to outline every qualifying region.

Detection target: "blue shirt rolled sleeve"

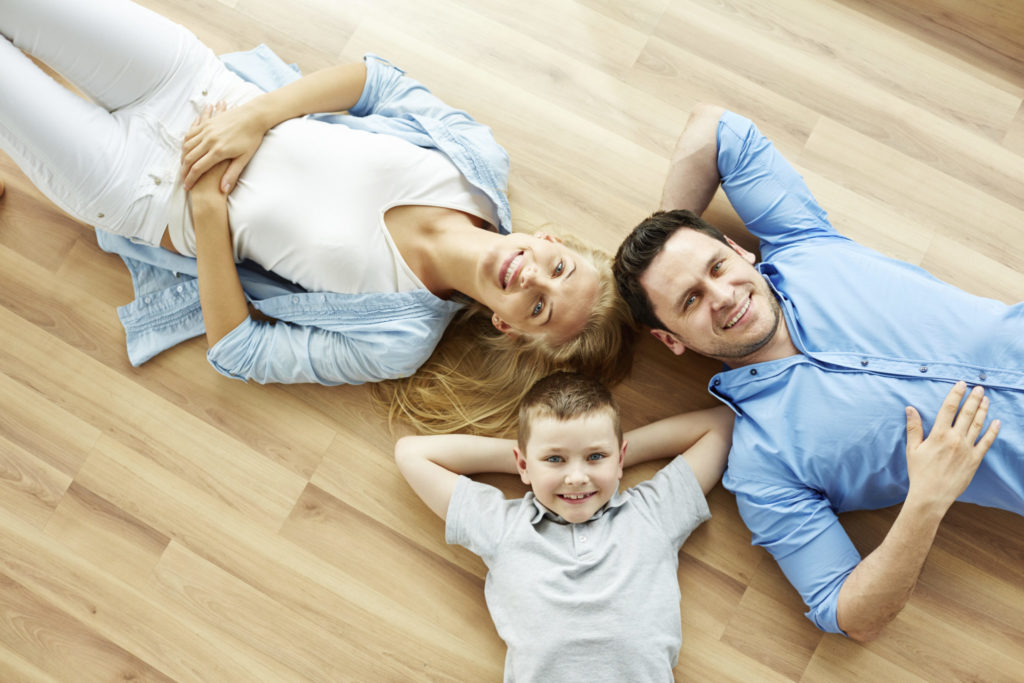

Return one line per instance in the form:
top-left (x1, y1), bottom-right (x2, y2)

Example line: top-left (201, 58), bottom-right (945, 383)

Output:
top-left (732, 480), bottom-right (860, 633)
top-left (716, 111), bottom-right (840, 256)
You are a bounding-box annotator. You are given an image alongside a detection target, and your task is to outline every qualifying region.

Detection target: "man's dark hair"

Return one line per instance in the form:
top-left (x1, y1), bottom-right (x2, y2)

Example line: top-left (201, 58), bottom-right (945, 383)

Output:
top-left (613, 209), bottom-right (730, 330)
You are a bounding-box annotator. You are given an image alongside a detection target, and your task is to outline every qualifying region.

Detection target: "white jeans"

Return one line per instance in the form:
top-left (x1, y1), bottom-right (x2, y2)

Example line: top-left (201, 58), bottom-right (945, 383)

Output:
top-left (0, 0), bottom-right (254, 245)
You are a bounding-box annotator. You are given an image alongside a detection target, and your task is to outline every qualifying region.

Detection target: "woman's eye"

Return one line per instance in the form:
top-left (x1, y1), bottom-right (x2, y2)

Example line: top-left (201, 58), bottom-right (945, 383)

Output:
top-left (532, 300), bottom-right (544, 317)
top-left (712, 261), bottom-right (723, 274)
top-left (553, 260), bottom-right (564, 276)
top-left (685, 294), bottom-right (697, 309)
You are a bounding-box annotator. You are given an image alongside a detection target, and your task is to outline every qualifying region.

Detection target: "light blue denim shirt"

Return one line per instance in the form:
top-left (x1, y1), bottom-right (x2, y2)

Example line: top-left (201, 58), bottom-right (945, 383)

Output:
top-left (97, 46), bottom-right (511, 385)
top-left (713, 112), bottom-right (1024, 634)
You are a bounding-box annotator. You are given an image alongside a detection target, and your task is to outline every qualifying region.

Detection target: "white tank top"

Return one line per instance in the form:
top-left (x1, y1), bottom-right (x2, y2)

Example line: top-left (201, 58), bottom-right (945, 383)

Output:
top-left (172, 116), bottom-right (497, 294)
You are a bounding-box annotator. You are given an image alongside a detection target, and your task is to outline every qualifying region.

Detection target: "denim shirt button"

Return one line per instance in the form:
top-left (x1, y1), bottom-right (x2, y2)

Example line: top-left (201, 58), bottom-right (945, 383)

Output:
top-left (292, 296), bottom-right (300, 304)
top-left (979, 372), bottom-right (988, 381)
top-left (860, 359), bottom-right (869, 366)
top-left (176, 285), bottom-right (184, 293)
top-left (713, 379), bottom-right (721, 386)
top-left (143, 296), bottom-right (152, 305)
top-left (749, 369), bottom-right (758, 376)
top-left (919, 365), bottom-right (928, 373)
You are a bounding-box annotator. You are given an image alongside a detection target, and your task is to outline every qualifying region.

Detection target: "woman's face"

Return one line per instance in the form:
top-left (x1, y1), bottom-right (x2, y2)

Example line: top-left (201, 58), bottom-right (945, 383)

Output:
top-left (478, 233), bottom-right (601, 343)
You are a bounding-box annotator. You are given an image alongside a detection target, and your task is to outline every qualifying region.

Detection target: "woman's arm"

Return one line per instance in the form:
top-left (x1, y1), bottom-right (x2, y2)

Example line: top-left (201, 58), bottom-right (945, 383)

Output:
top-left (623, 405), bottom-right (733, 494)
top-left (181, 62), bottom-right (368, 192)
top-left (187, 105), bottom-right (249, 346)
top-left (395, 435), bottom-right (518, 520)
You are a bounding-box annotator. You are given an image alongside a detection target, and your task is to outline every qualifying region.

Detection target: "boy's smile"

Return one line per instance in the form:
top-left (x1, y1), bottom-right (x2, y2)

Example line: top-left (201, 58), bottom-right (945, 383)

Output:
top-left (514, 411), bottom-right (625, 524)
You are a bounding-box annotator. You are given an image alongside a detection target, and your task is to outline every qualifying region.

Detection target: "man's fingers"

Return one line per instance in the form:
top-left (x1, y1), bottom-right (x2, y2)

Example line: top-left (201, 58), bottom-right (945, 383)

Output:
top-left (905, 406), bottom-right (924, 451)
top-left (976, 419), bottom-right (1001, 454)
top-left (954, 385), bottom-right (985, 433)
top-left (964, 395), bottom-right (990, 442)
top-left (934, 381), bottom-right (967, 428)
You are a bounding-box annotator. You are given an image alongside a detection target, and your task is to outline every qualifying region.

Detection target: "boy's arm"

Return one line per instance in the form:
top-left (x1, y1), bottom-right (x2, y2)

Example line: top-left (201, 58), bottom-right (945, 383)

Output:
top-left (394, 435), bottom-right (517, 520)
top-left (624, 405), bottom-right (733, 494)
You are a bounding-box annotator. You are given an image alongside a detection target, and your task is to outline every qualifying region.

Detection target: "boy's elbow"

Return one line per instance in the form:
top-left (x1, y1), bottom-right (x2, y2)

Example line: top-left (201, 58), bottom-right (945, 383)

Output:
top-left (394, 436), bottom-right (416, 465)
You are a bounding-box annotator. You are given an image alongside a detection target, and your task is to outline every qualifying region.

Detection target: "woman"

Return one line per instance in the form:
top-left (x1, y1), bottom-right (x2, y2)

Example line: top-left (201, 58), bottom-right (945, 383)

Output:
top-left (0, 0), bottom-right (633, 434)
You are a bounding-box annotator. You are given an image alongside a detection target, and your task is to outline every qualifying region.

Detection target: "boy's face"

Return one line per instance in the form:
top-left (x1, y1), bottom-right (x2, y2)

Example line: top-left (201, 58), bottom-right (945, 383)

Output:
top-left (514, 411), bottom-right (625, 524)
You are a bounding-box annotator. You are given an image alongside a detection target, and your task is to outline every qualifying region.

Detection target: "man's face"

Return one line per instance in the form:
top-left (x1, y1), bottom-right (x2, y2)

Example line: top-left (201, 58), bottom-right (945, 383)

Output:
top-left (638, 229), bottom-right (782, 364)
top-left (514, 411), bottom-right (625, 524)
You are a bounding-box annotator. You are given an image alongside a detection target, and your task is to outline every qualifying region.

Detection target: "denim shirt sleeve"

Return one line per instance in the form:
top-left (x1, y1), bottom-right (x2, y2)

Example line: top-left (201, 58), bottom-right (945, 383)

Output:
top-left (716, 111), bottom-right (843, 260)
top-left (730, 478), bottom-right (861, 634)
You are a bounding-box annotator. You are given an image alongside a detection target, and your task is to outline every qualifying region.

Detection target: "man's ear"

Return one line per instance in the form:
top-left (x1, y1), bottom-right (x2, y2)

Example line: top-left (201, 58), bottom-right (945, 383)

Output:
top-left (726, 236), bottom-right (756, 265)
top-left (513, 446), bottom-right (531, 485)
top-left (491, 313), bottom-right (519, 337)
top-left (650, 328), bottom-right (687, 355)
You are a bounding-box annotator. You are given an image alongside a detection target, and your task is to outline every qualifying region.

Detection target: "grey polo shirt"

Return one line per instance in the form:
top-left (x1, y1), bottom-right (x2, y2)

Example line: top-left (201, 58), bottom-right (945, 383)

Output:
top-left (446, 455), bottom-right (711, 682)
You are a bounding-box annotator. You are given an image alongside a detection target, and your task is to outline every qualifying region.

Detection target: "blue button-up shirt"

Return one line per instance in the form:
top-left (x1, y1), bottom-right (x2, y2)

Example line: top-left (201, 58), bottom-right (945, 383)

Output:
top-left (97, 45), bottom-right (511, 385)
top-left (713, 112), bottom-right (1024, 634)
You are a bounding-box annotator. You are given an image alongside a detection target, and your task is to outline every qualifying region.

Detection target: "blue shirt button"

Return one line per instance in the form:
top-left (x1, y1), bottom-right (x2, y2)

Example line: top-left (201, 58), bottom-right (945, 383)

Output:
top-left (861, 359), bottom-right (869, 366)
top-left (750, 369), bottom-right (758, 376)
top-left (713, 379), bottom-right (721, 386)
top-left (919, 366), bottom-right (928, 373)
top-left (979, 372), bottom-right (987, 381)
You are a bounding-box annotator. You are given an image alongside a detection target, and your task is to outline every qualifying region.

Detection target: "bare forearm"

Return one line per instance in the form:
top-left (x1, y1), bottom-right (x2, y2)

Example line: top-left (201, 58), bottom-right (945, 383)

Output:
top-left (836, 497), bottom-right (947, 641)
top-left (395, 434), bottom-right (517, 519)
top-left (246, 62), bottom-right (368, 132)
top-left (397, 435), bottom-right (518, 476)
top-left (624, 405), bottom-right (732, 470)
top-left (659, 103), bottom-right (725, 214)
top-left (191, 193), bottom-right (248, 346)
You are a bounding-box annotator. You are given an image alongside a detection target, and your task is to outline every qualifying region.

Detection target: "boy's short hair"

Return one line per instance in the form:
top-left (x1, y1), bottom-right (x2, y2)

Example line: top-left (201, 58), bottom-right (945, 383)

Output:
top-left (517, 372), bottom-right (622, 451)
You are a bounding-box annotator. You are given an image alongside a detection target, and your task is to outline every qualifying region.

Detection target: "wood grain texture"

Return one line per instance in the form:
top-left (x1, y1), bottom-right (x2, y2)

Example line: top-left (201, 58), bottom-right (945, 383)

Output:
top-left (1, 0), bottom-right (1022, 679)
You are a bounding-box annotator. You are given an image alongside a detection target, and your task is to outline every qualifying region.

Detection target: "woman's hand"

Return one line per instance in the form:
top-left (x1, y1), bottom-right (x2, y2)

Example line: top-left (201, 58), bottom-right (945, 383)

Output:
top-left (181, 99), bottom-right (266, 194)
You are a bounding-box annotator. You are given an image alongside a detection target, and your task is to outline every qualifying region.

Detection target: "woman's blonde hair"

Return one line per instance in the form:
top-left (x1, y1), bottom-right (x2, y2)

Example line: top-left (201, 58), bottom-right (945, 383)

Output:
top-left (372, 235), bottom-right (637, 436)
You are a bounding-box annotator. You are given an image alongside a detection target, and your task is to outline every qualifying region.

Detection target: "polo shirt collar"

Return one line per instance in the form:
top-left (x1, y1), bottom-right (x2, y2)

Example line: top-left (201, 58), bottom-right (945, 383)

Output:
top-left (525, 490), bottom-right (631, 525)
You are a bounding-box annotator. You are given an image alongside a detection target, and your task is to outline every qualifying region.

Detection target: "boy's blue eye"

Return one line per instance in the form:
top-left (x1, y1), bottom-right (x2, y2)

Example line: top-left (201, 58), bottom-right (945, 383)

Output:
top-left (545, 455), bottom-right (563, 463)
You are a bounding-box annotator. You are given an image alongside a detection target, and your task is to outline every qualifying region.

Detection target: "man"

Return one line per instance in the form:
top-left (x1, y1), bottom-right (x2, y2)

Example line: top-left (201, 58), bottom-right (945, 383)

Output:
top-left (613, 104), bottom-right (1022, 641)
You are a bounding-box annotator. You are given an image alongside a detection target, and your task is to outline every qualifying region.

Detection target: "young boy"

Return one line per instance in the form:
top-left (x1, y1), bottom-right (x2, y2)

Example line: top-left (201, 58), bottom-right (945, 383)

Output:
top-left (395, 371), bottom-right (733, 681)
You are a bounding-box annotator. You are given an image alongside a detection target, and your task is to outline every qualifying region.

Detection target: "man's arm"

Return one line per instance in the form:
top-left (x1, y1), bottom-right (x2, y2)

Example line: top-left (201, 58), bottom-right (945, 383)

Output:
top-left (836, 382), bottom-right (1000, 641)
top-left (181, 61), bottom-right (368, 191)
top-left (659, 103), bottom-right (725, 214)
top-left (394, 435), bottom-right (517, 520)
top-left (623, 405), bottom-right (733, 494)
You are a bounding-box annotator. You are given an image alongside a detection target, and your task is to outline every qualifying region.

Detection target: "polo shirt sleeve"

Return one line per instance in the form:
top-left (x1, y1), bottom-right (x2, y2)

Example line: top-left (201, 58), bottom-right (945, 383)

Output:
top-left (628, 455), bottom-right (712, 548)
top-left (445, 476), bottom-right (512, 562)
top-left (716, 111), bottom-right (841, 258)
top-left (731, 479), bottom-right (862, 634)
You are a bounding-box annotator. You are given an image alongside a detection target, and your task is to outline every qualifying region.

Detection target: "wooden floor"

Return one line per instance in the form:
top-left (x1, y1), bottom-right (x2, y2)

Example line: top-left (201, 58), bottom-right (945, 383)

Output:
top-left (1, 0), bottom-right (1022, 680)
